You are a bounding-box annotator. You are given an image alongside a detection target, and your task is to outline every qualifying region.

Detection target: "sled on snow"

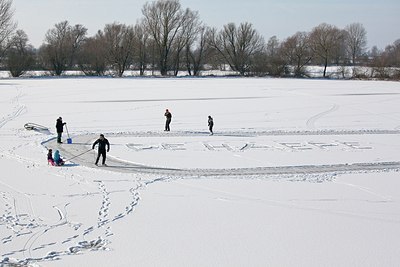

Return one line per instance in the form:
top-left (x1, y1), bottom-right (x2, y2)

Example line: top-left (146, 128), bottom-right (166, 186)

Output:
top-left (48, 159), bottom-right (65, 166)
top-left (24, 123), bottom-right (50, 132)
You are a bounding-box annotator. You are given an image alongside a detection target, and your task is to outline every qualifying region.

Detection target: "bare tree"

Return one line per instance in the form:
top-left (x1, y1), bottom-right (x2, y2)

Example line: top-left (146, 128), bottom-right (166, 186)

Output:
top-left (264, 36), bottom-right (287, 76)
top-left (6, 29), bottom-right (35, 77)
top-left (40, 21), bottom-right (87, 75)
top-left (309, 23), bottom-right (344, 78)
top-left (280, 32), bottom-right (312, 77)
top-left (208, 22), bottom-right (265, 76)
top-left (78, 32), bottom-right (108, 76)
top-left (142, 0), bottom-right (190, 76)
top-left (0, 0), bottom-right (16, 59)
top-left (344, 23), bottom-right (367, 65)
top-left (384, 39), bottom-right (400, 67)
top-left (101, 22), bottom-right (135, 77)
top-left (249, 48), bottom-right (268, 76)
top-left (265, 36), bottom-right (279, 58)
top-left (70, 24), bottom-right (88, 64)
top-left (170, 8), bottom-right (201, 75)
top-left (375, 39), bottom-right (400, 79)
top-left (133, 21), bottom-right (150, 76)
top-left (185, 25), bottom-right (209, 76)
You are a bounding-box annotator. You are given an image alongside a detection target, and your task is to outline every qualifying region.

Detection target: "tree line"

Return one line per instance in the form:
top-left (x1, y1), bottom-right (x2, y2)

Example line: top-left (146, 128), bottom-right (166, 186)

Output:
top-left (1, 0), bottom-right (399, 79)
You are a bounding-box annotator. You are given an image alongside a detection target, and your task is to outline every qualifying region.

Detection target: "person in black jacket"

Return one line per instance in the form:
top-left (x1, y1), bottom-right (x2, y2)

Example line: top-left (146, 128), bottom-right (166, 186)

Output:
top-left (164, 109), bottom-right (172, 131)
top-left (92, 134), bottom-right (110, 166)
top-left (56, 117), bottom-right (66, 143)
top-left (208, 115), bottom-right (214, 135)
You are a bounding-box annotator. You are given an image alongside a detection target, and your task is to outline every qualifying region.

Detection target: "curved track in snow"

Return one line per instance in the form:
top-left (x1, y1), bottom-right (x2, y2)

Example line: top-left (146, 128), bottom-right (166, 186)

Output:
top-left (306, 104), bottom-right (339, 129)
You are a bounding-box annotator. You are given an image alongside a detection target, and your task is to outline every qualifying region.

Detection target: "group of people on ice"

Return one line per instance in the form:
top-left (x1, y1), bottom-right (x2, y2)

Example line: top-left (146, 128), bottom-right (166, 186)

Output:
top-left (49, 109), bottom-right (214, 167)
top-left (164, 109), bottom-right (214, 135)
top-left (48, 116), bottom-right (67, 166)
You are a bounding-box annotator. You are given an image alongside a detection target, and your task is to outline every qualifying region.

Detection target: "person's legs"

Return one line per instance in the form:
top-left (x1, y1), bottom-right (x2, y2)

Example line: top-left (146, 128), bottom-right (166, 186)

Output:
top-left (101, 151), bottom-right (107, 165)
top-left (166, 119), bottom-right (171, 131)
top-left (95, 152), bottom-right (101, 165)
top-left (57, 132), bottom-right (62, 143)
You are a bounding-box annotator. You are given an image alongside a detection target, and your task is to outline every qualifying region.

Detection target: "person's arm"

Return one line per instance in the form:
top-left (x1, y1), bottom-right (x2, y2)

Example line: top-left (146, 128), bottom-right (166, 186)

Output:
top-left (92, 139), bottom-right (98, 149)
top-left (106, 140), bottom-right (110, 152)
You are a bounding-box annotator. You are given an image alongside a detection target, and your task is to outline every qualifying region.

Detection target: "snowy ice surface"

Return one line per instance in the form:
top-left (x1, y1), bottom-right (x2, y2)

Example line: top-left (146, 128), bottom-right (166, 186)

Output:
top-left (1, 77), bottom-right (400, 266)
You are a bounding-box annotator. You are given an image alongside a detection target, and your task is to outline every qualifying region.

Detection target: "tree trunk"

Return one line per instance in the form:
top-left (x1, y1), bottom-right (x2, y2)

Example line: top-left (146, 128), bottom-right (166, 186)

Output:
top-left (323, 58), bottom-right (328, 78)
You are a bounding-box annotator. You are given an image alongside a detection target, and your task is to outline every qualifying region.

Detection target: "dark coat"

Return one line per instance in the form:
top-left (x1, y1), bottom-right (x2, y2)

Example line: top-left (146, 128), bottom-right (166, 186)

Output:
top-left (165, 111), bottom-right (172, 120)
top-left (56, 118), bottom-right (65, 133)
top-left (92, 138), bottom-right (110, 152)
top-left (208, 117), bottom-right (214, 126)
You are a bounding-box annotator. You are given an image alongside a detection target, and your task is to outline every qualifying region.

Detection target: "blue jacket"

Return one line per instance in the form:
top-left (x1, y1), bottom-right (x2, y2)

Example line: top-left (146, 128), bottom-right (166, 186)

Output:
top-left (54, 150), bottom-right (62, 164)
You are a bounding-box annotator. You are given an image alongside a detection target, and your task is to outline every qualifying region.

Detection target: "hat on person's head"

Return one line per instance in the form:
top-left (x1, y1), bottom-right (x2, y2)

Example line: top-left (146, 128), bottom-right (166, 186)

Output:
top-left (100, 134), bottom-right (104, 137)
top-left (58, 117), bottom-right (62, 120)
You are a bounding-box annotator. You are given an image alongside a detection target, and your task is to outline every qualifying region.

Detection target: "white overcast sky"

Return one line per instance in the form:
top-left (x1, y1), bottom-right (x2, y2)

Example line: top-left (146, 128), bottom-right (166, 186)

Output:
top-left (13, 0), bottom-right (400, 49)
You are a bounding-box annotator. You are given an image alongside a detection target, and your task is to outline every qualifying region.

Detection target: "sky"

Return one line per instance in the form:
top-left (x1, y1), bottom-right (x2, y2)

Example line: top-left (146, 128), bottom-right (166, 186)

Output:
top-left (12, 0), bottom-right (400, 50)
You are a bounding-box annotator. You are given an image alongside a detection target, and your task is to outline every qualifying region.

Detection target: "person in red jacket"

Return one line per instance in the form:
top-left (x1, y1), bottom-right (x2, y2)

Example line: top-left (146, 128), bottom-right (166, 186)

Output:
top-left (47, 149), bottom-right (55, 166)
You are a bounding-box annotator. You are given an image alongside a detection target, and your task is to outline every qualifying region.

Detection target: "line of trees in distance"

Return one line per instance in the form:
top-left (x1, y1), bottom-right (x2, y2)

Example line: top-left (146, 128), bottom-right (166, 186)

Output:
top-left (0, 0), bottom-right (399, 79)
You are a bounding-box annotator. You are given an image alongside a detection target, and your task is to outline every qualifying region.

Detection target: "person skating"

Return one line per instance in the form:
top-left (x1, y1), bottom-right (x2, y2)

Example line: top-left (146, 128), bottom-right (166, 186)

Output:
top-left (56, 117), bottom-right (66, 143)
top-left (164, 109), bottom-right (172, 131)
top-left (92, 134), bottom-right (110, 166)
top-left (208, 115), bottom-right (214, 135)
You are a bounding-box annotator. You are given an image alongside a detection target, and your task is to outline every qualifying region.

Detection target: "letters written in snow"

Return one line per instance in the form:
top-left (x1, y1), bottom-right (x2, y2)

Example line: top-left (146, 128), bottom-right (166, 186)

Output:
top-left (127, 141), bottom-right (372, 152)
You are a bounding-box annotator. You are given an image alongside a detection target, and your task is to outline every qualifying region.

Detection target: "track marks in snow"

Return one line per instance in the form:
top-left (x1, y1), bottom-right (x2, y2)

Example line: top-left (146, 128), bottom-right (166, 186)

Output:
top-left (97, 181), bottom-right (111, 229)
top-left (0, 105), bottom-right (26, 129)
top-left (0, 88), bottom-right (26, 130)
top-left (1, 177), bottom-right (144, 265)
top-left (0, 191), bottom-right (39, 250)
top-left (307, 104), bottom-right (339, 129)
top-left (333, 181), bottom-right (393, 202)
top-left (66, 179), bottom-right (142, 257)
top-left (47, 132), bottom-right (400, 178)
top-left (22, 204), bottom-right (69, 259)
top-left (8, 130), bottom-right (396, 265)
top-left (98, 128), bottom-right (400, 138)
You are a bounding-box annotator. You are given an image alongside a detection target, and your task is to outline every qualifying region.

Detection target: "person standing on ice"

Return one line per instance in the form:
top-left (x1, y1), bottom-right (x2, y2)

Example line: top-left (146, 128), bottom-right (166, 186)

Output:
top-left (56, 117), bottom-right (66, 143)
top-left (208, 115), bottom-right (214, 135)
top-left (92, 134), bottom-right (110, 166)
top-left (164, 109), bottom-right (172, 131)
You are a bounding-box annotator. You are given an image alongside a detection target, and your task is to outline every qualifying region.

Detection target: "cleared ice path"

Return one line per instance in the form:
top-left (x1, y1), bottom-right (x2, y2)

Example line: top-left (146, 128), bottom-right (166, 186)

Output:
top-left (43, 130), bottom-right (400, 177)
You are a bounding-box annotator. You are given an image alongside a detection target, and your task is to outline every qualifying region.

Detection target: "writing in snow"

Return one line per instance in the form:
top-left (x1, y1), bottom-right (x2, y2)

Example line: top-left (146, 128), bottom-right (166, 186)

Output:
top-left (127, 141), bottom-right (372, 152)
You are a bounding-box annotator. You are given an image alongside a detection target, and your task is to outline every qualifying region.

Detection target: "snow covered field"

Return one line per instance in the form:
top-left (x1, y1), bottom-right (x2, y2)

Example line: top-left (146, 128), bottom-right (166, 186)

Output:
top-left (1, 77), bottom-right (400, 266)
